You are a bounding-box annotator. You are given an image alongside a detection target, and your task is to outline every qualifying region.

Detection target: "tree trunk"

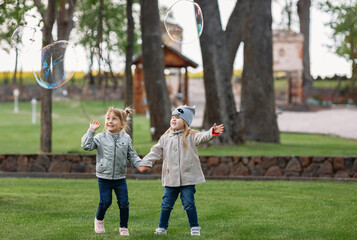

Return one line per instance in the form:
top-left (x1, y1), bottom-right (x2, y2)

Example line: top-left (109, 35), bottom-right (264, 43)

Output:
top-left (57, 0), bottom-right (77, 40)
top-left (97, 0), bottom-right (104, 88)
top-left (196, 0), bottom-right (244, 145)
top-left (12, 48), bottom-right (18, 85)
top-left (350, 29), bottom-right (357, 96)
top-left (125, 0), bottom-right (135, 138)
top-left (225, 0), bottom-right (247, 76)
top-left (89, 49), bottom-right (95, 85)
top-left (35, 0), bottom-right (77, 153)
top-left (241, 0), bottom-right (280, 143)
top-left (39, 0), bottom-right (56, 153)
top-left (297, 0), bottom-right (313, 101)
top-left (140, 0), bottom-right (171, 141)
top-left (40, 88), bottom-right (52, 153)
top-left (284, 0), bottom-right (293, 30)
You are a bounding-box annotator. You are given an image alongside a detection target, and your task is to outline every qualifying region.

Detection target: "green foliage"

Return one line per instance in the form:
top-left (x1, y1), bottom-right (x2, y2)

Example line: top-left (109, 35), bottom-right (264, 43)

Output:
top-left (76, 0), bottom-right (141, 69)
top-left (0, 178), bottom-right (356, 239)
top-left (275, 78), bottom-right (351, 91)
top-left (0, 0), bottom-right (35, 53)
top-left (320, 1), bottom-right (357, 76)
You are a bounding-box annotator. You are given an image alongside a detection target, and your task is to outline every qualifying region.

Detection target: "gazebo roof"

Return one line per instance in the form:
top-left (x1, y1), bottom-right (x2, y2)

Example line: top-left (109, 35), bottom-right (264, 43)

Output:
top-left (132, 44), bottom-right (198, 69)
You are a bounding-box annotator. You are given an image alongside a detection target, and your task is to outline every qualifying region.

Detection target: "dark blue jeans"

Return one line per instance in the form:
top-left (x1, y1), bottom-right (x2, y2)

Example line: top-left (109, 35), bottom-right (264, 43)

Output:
top-left (159, 185), bottom-right (199, 229)
top-left (96, 178), bottom-right (129, 228)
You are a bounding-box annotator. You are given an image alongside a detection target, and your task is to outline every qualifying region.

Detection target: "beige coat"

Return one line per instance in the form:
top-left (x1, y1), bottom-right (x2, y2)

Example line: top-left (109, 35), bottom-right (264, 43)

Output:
top-left (141, 128), bottom-right (215, 187)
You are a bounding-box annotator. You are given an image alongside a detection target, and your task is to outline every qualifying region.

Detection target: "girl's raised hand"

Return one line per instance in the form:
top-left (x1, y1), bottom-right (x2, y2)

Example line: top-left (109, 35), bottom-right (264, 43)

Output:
top-left (212, 123), bottom-right (224, 136)
top-left (90, 121), bottom-right (101, 131)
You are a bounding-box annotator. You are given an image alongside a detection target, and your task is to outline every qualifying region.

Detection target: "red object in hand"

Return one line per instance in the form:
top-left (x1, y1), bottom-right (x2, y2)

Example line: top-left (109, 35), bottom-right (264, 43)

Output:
top-left (212, 128), bottom-right (221, 136)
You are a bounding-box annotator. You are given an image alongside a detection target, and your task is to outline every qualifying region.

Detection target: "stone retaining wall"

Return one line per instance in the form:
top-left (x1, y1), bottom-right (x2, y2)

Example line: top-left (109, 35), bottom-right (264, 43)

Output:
top-left (1, 154), bottom-right (357, 180)
top-left (0, 154), bottom-right (357, 180)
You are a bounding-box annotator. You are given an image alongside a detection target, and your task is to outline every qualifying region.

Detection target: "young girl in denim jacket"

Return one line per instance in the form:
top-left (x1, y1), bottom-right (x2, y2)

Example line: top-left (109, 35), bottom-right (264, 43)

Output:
top-left (139, 105), bottom-right (224, 236)
top-left (81, 107), bottom-right (142, 236)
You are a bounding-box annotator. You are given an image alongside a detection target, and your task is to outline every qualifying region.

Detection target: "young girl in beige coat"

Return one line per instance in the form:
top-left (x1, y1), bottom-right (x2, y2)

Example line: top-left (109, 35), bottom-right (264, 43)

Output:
top-left (139, 105), bottom-right (224, 236)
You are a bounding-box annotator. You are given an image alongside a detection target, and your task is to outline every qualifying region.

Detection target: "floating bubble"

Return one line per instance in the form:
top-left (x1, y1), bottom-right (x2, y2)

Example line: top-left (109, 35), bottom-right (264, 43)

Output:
top-left (164, 0), bottom-right (203, 44)
top-left (32, 40), bottom-right (78, 89)
top-left (10, 26), bottom-right (38, 52)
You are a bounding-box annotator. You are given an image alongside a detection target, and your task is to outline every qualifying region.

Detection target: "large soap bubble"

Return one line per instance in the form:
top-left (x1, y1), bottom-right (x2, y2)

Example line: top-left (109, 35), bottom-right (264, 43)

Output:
top-left (164, 0), bottom-right (203, 44)
top-left (33, 40), bottom-right (78, 89)
top-left (11, 26), bottom-right (39, 53)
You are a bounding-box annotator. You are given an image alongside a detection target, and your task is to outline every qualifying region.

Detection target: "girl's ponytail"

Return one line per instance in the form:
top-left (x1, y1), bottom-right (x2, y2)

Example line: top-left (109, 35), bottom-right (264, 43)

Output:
top-left (124, 107), bottom-right (132, 119)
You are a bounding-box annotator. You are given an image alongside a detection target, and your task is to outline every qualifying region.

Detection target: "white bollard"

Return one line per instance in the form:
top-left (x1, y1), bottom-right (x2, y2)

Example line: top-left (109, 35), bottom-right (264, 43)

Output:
top-left (150, 127), bottom-right (156, 136)
top-left (31, 98), bottom-right (37, 124)
top-left (13, 89), bottom-right (19, 113)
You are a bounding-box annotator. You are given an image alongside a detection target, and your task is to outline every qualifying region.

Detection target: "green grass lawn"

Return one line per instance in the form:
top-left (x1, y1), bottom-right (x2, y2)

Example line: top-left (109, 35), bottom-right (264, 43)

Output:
top-left (274, 78), bottom-right (350, 92)
top-left (1, 100), bottom-right (357, 156)
top-left (0, 178), bottom-right (356, 240)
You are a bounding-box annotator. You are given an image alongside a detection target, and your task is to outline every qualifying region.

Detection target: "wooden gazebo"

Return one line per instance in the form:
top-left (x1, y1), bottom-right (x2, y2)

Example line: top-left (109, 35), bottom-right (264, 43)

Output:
top-left (132, 44), bottom-right (198, 114)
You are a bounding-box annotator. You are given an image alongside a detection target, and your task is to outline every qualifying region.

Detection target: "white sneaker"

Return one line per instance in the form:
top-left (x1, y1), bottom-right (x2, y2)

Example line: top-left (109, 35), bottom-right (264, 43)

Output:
top-left (119, 227), bottom-right (130, 236)
top-left (154, 227), bottom-right (167, 235)
top-left (191, 227), bottom-right (201, 236)
top-left (94, 218), bottom-right (105, 234)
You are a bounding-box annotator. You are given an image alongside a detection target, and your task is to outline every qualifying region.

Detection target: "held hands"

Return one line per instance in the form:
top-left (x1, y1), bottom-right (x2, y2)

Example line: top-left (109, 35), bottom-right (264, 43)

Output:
top-left (138, 166), bottom-right (151, 173)
top-left (212, 123), bottom-right (224, 136)
top-left (90, 121), bottom-right (101, 131)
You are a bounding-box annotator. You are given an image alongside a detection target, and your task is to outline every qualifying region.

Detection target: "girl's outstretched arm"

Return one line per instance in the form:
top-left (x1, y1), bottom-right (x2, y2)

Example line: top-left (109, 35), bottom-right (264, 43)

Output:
top-left (139, 138), bottom-right (164, 172)
top-left (192, 123), bottom-right (224, 145)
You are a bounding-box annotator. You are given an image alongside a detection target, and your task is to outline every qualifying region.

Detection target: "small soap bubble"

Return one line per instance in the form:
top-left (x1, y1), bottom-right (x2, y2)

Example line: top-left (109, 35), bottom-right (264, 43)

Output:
top-left (10, 26), bottom-right (38, 53)
top-left (164, 0), bottom-right (203, 44)
top-left (32, 40), bottom-right (78, 89)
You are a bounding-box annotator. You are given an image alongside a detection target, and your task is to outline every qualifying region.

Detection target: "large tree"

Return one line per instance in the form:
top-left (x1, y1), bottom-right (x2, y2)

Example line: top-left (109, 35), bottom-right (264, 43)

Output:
top-left (297, 0), bottom-right (313, 101)
top-left (125, 0), bottom-right (135, 138)
top-left (241, 0), bottom-right (280, 143)
top-left (34, 0), bottom-right (77, 152)
top-left (195, 0), bottom-right (246, 145)
top-left (140, 0), bottom-right (171, 141)
top-left (195, 0), bottom-right (279, 144)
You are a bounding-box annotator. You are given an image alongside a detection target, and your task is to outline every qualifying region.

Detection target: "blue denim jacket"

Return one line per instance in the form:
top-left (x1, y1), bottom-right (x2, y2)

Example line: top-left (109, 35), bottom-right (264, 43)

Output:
top-left (81, 129), bottom-right (141, 180)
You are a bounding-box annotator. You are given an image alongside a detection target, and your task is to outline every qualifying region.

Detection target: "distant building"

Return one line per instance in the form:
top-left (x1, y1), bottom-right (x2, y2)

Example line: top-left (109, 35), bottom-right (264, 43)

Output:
top-left (273, 29), bottom-right (304, 104)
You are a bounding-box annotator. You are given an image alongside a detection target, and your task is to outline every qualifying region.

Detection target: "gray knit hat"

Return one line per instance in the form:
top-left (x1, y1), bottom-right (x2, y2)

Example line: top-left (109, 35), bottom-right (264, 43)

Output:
top-left (172, 105), bottom-right (196, 126)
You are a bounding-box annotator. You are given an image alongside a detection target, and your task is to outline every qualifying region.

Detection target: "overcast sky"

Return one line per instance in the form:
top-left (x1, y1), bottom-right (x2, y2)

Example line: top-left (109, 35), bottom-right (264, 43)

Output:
top-left (0, 0), bottom-right (351, 78)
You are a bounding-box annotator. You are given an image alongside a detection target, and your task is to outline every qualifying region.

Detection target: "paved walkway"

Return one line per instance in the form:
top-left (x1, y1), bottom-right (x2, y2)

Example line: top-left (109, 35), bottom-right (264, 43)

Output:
top-left (277, 107), bottom-right (357, 140)
top-left (188, 79), bottom-right (357, 140)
